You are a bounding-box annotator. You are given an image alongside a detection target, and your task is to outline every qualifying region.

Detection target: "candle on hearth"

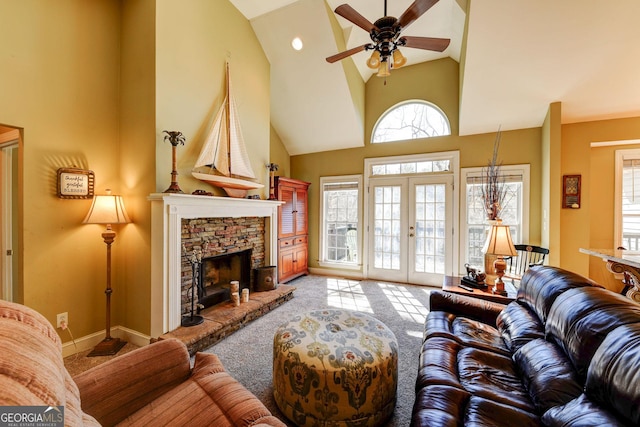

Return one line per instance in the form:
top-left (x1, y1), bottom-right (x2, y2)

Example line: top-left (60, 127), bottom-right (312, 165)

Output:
top-left (231, 292), bottom-right (240, 307)
top-left (241, 288), bottom-right (249, 303)
top-left (230, 281), bottom-right (239, 294)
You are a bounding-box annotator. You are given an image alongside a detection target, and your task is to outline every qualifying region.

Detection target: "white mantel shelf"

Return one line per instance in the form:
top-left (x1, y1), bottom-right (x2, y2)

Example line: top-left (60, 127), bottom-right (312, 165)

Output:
top-left (148, 193), bottom-right (284, 337)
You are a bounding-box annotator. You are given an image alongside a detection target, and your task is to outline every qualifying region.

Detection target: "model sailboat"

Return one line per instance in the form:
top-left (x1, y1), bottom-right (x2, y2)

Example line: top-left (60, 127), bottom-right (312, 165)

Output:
top-left (192, 63), bottom-right (264, 198)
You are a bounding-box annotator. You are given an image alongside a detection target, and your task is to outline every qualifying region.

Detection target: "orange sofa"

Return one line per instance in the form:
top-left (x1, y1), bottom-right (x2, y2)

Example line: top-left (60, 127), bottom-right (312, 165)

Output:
top-left (0, 299), bottom-right (285, 426)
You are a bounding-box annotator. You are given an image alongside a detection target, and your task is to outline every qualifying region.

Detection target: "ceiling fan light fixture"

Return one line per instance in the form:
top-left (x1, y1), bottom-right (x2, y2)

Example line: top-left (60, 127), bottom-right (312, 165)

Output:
top-left (392, 49), bottom-right (407, 68)
top-left (366, 50), bottom-right (381, 69)
top-left (377, 59), bottom-right (390, 77)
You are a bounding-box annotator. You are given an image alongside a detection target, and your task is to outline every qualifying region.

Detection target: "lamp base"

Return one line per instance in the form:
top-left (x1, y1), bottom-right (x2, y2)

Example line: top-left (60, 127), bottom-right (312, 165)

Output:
top-left (492, 285), bottom-right (508, 296)
top-left (181, 315), bottom-right (204, 327)
top-left (87, 337), bottom-right (127, 357)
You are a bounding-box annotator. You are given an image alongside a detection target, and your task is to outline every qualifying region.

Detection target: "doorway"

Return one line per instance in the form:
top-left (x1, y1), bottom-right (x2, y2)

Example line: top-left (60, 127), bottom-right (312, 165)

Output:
top-left (0, 126), bottom-right (21, 302)
top-left (364, 152), bottom-right (458, 286)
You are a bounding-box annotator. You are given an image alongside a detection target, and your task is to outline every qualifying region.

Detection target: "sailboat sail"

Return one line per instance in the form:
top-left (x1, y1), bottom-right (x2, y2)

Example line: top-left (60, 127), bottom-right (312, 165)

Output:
top-left (192, 63), bottom-right (263, 197)
top-left (194, 95), bottom-right (229, 174)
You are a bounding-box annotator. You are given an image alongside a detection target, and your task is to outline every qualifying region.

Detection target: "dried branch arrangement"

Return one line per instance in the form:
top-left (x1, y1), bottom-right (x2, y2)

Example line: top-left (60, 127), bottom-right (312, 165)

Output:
top-left (482, 130), bottom-right (506, 221)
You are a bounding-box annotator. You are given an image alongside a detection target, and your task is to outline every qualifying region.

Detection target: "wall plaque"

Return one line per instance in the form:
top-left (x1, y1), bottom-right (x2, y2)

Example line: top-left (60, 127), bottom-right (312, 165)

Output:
top-left (57, 168), bottom-right (94, 199)
top-left (562, 174), bottom-right (581, 209)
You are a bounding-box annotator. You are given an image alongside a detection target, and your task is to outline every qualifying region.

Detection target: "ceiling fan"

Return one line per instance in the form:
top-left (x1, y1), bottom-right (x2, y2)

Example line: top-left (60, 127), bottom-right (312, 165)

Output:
top-left (326, 0), bottom-right (450, 77)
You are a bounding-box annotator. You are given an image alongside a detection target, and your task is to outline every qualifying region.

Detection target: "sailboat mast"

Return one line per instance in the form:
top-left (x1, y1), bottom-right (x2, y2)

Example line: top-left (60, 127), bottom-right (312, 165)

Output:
top-left (225, 62), bottom-right (232, 175)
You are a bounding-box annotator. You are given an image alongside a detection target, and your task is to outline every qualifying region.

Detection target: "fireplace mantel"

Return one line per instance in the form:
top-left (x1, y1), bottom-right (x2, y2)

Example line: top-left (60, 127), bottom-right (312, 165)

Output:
top-left (148, 193), bottom-right (283, 336)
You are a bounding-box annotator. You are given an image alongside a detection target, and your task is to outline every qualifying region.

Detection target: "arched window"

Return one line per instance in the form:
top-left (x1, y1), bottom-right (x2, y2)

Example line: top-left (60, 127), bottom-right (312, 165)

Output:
top-left (372, 100), bottom-right (450, 143)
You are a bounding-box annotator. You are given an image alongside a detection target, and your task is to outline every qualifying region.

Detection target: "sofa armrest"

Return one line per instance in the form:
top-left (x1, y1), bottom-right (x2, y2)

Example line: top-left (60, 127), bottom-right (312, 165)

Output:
top-left (429, 290), bottom-right (507, 326)
top-left (74, 338), bottom-right (191, 426)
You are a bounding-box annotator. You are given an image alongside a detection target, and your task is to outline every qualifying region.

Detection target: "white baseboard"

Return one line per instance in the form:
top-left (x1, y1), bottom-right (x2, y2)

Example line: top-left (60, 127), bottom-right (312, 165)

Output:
top-left (61, 326), bottom-right (150, 358)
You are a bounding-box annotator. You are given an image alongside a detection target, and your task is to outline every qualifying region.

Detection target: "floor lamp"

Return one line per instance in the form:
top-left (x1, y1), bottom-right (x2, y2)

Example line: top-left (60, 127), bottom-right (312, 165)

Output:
top-left (83, 189), bottom-right (131, 357)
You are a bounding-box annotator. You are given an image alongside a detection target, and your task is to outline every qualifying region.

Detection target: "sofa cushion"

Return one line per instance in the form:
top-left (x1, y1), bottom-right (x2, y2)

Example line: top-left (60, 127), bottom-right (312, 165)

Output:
top-left (118, 352), bottom-right (280, 427)
top-left (411, 384), bottom-right (539, 427)
top-left (425, 311), bottom-right (510, 356)
top-left (513, 338), bottom-right (582, 413)
top-left (516, 266), bottom-right (596, 325)
top-left (545, 286), bottom-right (640, 379)
top-left (496, 301), bottom-right (544, 353)
top-left (416, 337), bottom-right (534, 413)
top-left (75, 338), bottom-right (192, 426)
top-left (585, 323), bottom-right (640, 426)
top-left (541, 394), bottom-right (628, 426)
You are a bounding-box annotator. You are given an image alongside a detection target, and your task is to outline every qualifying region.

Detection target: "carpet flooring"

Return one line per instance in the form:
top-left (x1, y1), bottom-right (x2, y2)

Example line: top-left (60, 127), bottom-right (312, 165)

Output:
top-left (202, 274), bottom-right (436, 426)
top-left (64, 274), bottom-right (437, 426)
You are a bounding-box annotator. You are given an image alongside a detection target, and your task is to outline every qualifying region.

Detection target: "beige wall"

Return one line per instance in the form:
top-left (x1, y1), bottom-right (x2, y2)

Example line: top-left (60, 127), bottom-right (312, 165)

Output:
top-left (0, 0), bottom-right (123, 338)
top-left (0, 0), bottom-right (270, 340)
top-left (155, 0), bottom-right (270, 199)
top-left (291, 59), bottom-right (543, 275)
top-left (541, 102), bottom-right (562, 266)
top-left (560, 117), bottom-right (640, 278)
top-left (270, 125), bottom-right (291, 179)
top-left (119, 0), bottom-right (157, 335)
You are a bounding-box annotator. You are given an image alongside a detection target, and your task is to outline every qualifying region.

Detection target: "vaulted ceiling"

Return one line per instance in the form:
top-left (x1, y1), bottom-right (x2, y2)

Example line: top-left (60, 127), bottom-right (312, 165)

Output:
top-left (229, 0), bottom-right (640, 155)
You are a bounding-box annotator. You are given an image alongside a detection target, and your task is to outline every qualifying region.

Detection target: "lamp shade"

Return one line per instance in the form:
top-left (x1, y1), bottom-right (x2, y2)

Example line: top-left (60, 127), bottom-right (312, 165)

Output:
top-left (482, 221), bottom-right (517, 256)
top-left (392, 49), bottom-right (407, 68)
top-left (83, 190), bottom-right (131, 225)
top-left (366, 50), bottom-right (381, 69)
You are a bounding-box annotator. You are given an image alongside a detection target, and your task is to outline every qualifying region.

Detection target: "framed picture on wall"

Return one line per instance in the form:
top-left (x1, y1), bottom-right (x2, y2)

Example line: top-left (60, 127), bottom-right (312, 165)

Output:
top-left (57, 168), bottom-right (95, 199)
top-left (562, 174), bottom-right (581, 209)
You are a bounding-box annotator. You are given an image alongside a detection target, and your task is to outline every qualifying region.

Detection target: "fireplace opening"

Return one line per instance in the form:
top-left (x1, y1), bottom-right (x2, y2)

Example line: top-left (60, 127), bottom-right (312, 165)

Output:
top-left (197, 249), bottom-right (251, 309)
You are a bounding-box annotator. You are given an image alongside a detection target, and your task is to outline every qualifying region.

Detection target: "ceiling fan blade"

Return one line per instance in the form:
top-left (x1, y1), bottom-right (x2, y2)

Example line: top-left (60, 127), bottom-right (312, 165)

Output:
top-left (334, 4), bottom-right (377, 32)
top-left (397, 0), bottom-right (439, 30)
top-left (326, 44), bottom-right (369, 63)
top-left (401, 36), bottom-right (450, 52)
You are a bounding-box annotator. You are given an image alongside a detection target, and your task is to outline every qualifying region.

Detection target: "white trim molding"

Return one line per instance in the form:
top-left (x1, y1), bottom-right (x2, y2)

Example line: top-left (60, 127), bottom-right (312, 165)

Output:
top-left (148, 193), bottom-right (283, 337)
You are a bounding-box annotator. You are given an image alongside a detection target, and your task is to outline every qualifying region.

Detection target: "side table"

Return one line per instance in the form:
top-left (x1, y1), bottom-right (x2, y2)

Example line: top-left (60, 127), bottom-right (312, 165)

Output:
top-left (442, 275), bottom-right (518, 303)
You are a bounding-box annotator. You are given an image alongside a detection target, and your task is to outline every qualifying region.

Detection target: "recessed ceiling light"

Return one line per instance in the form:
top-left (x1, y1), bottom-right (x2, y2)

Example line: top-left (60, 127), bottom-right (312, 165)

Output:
top-left (291, 37), bottom-right (303, 51)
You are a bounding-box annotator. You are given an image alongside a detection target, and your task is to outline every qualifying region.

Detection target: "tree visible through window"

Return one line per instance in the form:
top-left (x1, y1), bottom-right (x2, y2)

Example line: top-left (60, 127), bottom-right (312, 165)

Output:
top-left (372, 100), bottom-right (450, 143)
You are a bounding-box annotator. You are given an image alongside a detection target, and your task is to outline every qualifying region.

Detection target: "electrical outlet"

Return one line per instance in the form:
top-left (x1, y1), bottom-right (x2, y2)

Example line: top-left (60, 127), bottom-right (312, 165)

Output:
top-left (56, 312), bottom-right (68, 329)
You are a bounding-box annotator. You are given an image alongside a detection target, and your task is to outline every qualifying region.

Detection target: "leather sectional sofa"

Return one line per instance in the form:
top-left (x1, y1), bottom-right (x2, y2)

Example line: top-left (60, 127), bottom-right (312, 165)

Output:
top-left (412, 266), bottom-right (640, 426)
top-left (0, 299), bottom-right (285, 426)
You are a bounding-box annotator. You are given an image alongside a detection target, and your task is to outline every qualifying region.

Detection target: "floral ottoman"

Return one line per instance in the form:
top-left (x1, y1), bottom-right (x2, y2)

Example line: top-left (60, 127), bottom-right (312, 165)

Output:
top-left (273, 309), bottom-right (398, 427)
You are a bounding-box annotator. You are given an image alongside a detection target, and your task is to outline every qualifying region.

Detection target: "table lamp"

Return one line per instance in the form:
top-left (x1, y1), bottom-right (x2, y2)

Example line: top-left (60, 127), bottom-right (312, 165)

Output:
top-left (482, 220), bottom-right (517, 296)
top-left (83, 189), bottom-right (131, 356)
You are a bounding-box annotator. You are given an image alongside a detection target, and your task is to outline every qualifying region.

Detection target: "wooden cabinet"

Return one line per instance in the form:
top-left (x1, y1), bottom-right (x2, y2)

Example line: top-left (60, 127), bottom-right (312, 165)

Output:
top-left (276, 177), bottom-right (310, 283)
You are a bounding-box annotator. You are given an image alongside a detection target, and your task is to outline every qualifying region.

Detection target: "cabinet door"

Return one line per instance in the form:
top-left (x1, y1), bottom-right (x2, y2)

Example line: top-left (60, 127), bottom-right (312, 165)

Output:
top-left (294, 244), bottom-right (308, 275)
top-left (279, 185), bottom-right (296, 238)
top-left (294, 186), bottom-right (308, 236)
top-left (279, 248), bottom-right (295, 282)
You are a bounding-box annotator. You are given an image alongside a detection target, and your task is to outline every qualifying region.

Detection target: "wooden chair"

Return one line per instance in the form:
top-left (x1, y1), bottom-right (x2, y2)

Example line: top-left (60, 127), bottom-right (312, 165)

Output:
top-left (505, 244), bottom-right (549, 278)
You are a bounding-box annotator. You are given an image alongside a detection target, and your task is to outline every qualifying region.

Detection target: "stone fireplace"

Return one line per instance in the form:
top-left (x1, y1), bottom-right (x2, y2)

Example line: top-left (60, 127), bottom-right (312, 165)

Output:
top-left (181, 216), bottom-right (264, 313)
top-left (149, 193), bottom-right (283, 336)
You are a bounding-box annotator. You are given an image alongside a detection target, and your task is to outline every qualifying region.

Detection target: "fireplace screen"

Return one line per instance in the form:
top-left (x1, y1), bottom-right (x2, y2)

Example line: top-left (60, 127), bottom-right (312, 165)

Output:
top-left (198, 249), bottom-right (251, 309)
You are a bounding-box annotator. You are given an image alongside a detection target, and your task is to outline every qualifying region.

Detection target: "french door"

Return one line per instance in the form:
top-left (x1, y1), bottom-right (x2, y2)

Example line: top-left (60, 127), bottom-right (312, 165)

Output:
top-left (367, 175), bottom-right (453, 285)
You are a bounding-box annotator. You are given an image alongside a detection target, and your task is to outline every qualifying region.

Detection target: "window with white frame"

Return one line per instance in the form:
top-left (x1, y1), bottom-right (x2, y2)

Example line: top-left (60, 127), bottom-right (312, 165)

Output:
top-left (460, 165), bottom-right (530, 271)
top-left (372, 100), bottom-right (451, 143)
top-left (320, 175), bottom-right (362, 268)
top-left (615, 149), bottom-right (640, 250)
